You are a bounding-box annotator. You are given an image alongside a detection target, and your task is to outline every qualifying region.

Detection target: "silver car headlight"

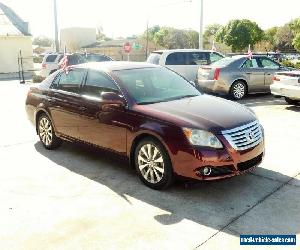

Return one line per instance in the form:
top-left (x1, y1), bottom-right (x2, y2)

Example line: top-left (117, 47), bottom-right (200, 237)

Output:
top-left (183, 128), bottom-right (223, 149)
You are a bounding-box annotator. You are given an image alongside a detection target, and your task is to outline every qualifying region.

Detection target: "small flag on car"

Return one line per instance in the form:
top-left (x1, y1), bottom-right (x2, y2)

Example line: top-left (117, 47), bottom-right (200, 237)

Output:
top-left (247, 44), bottom-right (253, 59)
top-left (59, 46), bottom-right (68, 73)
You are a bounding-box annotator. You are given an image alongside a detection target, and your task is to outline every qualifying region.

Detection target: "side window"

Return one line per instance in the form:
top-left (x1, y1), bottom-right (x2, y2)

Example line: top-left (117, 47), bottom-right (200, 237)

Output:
top-left (242, 58), bottom-right (259, 68)
top-left (188, 52), bottom-right (209, 65)
top-left (82, 70), bottom-right (119, 98)
top-left (259, 58), bottom-right (280, 69)
top-left (57, 69), bottom-right (85, 93)
top-left (45, 55), bottom-right (57, 63)
top-left (50, 73), bottom-right (61, 89)
top-left (165, 52), bottom-right (186, 65)
top-left (210, 53), bottom-right (223, 64)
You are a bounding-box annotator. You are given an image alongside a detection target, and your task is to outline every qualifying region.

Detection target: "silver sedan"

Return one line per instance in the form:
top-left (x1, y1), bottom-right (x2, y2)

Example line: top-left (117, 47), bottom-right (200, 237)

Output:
top-left (197, 55), bottom-right (289, 100)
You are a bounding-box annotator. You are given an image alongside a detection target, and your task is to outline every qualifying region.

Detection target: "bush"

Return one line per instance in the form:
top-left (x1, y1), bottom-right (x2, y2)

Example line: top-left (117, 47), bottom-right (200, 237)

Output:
top-left (33, 56), bottom-right (43, 63)
top-left (32, 74), bottom-right (44, 83)
top-left (281, 60), bottom-right (295, 68)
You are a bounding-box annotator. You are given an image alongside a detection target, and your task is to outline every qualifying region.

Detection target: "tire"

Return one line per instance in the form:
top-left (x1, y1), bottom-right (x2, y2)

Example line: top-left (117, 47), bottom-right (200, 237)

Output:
top-left (284, 97), bottom-right (299, 105)
top-left (37, 114), bottom-right (62, 150)
top-left (230, 81), bottom-right (247, 100)
top-left (134, 137), bottom-right (174, 190)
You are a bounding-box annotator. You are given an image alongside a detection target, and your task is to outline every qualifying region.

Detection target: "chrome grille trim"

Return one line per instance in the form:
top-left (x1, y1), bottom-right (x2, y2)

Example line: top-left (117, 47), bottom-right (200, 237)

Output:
top-left (221, 120), bottom-right (263, 151)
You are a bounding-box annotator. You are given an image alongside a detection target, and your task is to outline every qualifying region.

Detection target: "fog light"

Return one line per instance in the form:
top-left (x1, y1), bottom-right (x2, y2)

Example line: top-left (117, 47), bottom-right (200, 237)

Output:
top-left (202, 167), bottom-right (212, 176)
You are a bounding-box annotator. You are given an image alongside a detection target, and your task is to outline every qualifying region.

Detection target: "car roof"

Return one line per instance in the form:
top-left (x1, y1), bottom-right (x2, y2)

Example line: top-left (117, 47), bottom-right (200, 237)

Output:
top-left (76, 61), bottom-right (158, 71)
top-left (152, 49), bottom-right (218, 53)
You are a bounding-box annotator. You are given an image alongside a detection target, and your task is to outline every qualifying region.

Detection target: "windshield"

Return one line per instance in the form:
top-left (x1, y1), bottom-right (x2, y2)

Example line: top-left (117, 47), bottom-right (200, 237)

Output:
top-left (113, 67), bottom-right (200, 104)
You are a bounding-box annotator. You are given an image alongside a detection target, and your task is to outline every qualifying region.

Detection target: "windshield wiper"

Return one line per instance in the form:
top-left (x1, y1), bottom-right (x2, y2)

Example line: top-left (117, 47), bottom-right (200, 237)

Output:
top-left (137, 101), bottom-right (159, 105)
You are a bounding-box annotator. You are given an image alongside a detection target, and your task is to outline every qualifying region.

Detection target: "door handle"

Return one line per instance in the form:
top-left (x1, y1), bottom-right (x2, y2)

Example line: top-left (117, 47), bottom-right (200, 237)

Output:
top-left (79, 106), bottom-right (87, 111)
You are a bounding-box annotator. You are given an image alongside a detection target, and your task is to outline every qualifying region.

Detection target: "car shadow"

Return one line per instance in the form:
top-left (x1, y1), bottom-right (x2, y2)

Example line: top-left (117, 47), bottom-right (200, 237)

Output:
top-left (286, 105), bottom-right (300, 112)
top-left (34, 141), bottom-right (300, 237)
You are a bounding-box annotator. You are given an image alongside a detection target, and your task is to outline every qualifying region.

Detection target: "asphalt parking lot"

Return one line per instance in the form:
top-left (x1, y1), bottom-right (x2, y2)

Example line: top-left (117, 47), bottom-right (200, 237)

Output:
top-left (1, 80), bottom-right (300, 250)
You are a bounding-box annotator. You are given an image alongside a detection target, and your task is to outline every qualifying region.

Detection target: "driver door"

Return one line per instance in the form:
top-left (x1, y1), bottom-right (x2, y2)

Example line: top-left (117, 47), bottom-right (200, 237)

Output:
top-left (78, 69), bottom-right (127, 153)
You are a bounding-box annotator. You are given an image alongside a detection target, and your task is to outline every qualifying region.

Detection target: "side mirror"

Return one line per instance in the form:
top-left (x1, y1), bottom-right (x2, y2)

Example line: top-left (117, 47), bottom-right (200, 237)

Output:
top-left (101, 92), bottom-right (126, 109)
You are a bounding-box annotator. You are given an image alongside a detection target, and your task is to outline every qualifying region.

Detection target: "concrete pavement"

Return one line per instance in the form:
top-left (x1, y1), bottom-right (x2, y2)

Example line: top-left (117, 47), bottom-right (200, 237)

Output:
top-left (0, 81), bottom-right (299, 249)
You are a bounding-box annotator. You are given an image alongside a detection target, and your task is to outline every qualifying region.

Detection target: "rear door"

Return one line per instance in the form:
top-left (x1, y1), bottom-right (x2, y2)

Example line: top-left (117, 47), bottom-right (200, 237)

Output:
top-left (165, 52), bottom-right (188, 79)
top-left (48, 68), bottom-right (86, 139)
top-left (186, 52), bottom-right (210, 82)
top-left (257, 57), bottom-right (281, 88)
top-left (240, 57), bottom-right (265, 92)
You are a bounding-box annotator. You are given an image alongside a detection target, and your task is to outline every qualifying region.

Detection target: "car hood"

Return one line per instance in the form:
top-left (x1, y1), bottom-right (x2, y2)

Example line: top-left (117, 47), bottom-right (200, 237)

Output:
top-left (134, 95), bottom-right (256, 134)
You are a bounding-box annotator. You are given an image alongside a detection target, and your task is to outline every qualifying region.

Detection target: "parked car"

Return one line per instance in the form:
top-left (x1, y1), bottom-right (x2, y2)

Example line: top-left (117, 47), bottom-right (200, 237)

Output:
top-left (26, 62), bottom-right (264, 190)
top-left (270, 71), bottom-right (300, 105)
top-left (40, 53), bottom-right (86, 77)
top-left (197, 55), bottom-right (290, 100)
top-left (81, 53), bottom-right (113, 62)
top-left (147, 49), bottom-right (224, 82)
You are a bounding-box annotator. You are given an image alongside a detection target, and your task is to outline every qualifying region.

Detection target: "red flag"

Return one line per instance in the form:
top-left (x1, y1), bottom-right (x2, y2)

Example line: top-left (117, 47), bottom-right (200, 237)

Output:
top-left (247, 44), bottom-right (253, 59)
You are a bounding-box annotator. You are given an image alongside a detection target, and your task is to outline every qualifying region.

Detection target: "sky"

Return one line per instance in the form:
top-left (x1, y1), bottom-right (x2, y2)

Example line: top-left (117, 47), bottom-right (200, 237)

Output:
top-left (2, 0), bottom-right (300, 39)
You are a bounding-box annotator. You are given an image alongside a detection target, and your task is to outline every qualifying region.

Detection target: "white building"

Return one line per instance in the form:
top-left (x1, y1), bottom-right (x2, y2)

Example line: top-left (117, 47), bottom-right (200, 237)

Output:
top-left (60, 27), bottom-right (96, 52)
top-left (0, 2), bottom-right (33, 77)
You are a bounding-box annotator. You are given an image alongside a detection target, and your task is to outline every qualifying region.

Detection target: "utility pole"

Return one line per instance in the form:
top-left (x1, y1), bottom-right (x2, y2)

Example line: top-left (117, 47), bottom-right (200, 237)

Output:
top-left (199, 0), bottom-right (204, 49)
top-left (54, 0), bottom-right (59, 52)
top-left (145, 20), bottom-right (149, 60)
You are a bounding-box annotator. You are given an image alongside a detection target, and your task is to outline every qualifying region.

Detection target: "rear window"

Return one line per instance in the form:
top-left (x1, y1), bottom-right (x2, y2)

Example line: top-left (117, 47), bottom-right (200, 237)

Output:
top-left (211, 57), bottom-right (237, 67)
top-left (147, 53), bottom-right (162, 65)
top-left (45, 55), bottom-right (58, 63)
top-left (165, 52), bottom-right (186, 65)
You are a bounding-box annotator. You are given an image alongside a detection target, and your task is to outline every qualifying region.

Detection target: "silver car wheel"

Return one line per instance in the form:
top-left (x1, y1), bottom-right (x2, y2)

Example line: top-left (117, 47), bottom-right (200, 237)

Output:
top-left (138, 144), bottom-right (165, 184)
top-left (233, 82), bottom-right (245, 99)
top-left (39, 117), bottom-right (53, 146)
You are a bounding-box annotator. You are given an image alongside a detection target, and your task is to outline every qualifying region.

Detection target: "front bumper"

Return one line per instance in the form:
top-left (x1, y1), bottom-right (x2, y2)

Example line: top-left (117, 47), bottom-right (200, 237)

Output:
top-left (171, 137), bottom-right (265, 181)
top-left (271, 82), bottom-right (300, 100)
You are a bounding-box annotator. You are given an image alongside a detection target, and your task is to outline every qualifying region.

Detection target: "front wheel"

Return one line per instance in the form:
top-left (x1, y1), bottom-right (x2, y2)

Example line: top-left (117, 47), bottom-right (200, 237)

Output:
top-left (38, 114), bottom-right (62, 150)
top-left (230, 81), bottom-right (247, 100)
top-left (134, 138), bottom-right (174, 190)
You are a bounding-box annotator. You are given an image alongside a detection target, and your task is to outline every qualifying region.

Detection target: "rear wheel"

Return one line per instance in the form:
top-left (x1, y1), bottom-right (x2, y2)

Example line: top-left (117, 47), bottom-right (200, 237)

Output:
top-left (230, 81), bottom-right (247, 100)
top-left (284, 97), bottom-right (299, 105)
top-left (37, 114), bottom-right (62, 150)
top-left (134, 137), bottom-right (174, 190)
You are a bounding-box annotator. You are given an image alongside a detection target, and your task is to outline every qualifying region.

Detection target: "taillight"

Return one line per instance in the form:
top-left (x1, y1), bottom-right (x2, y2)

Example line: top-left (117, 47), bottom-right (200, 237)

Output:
top-left (42, 63), bottom-right (46, 69)
top-left (273, 76), bottom-right (280, 81)
top-left (213, 68), bottom-right (220, 80)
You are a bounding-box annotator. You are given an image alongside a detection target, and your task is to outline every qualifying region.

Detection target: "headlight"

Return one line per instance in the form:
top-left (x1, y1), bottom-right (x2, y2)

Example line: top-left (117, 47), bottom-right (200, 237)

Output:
top-left (183, 128), bottom-right (223, 149)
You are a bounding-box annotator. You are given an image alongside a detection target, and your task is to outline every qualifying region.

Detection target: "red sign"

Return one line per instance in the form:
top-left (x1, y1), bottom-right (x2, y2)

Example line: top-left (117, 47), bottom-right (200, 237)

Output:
top-left (123, 42), bottom-right (132, 53)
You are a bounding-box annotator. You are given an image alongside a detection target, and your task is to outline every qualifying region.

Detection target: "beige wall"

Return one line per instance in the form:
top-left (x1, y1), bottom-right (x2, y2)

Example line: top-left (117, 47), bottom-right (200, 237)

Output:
top-left (0, 36), bottom-right (33, 73)
top-left (60, 28), bottom-right (96, 52)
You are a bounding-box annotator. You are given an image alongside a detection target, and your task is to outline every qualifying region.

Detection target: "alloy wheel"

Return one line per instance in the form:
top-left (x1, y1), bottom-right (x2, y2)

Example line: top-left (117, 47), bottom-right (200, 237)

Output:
top-left (39, 117), bottom-right (53, 146)
top-left (137, 144), bottom-right (165, 184)
top-left (233, 82), bottom-right (246, 99)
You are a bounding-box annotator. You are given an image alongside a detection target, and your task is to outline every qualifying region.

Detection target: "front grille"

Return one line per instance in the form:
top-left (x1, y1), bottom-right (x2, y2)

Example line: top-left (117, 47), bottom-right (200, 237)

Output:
top-left (237, 153), bottom-right (263, 171)
top-left (222, 120), bottom-right (263, 151)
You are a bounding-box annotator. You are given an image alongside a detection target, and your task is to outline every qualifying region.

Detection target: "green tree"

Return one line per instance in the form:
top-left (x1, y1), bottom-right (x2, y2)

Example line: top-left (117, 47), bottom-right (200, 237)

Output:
top-left (203, 24), bottom-right (222, 48)
top-left (274, 24), bottom-right (294, 51)
top-left (290, 18), bottom-right (300, 51)
top-left (264, 27), bottom-right (278, 47)
top-left (216, 19), bottom-right (264, 52)
top-left (153, 27), bottom-right (198, 49)
top-left (293, 33), bottom-right (300, 51)
top-left (33, 36), bottom-right (53, 47)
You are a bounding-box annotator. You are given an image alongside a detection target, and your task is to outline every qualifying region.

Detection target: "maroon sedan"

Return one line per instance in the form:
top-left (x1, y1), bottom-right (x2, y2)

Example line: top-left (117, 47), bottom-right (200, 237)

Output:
top-left (26, 62), bottom-right (264, 189)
